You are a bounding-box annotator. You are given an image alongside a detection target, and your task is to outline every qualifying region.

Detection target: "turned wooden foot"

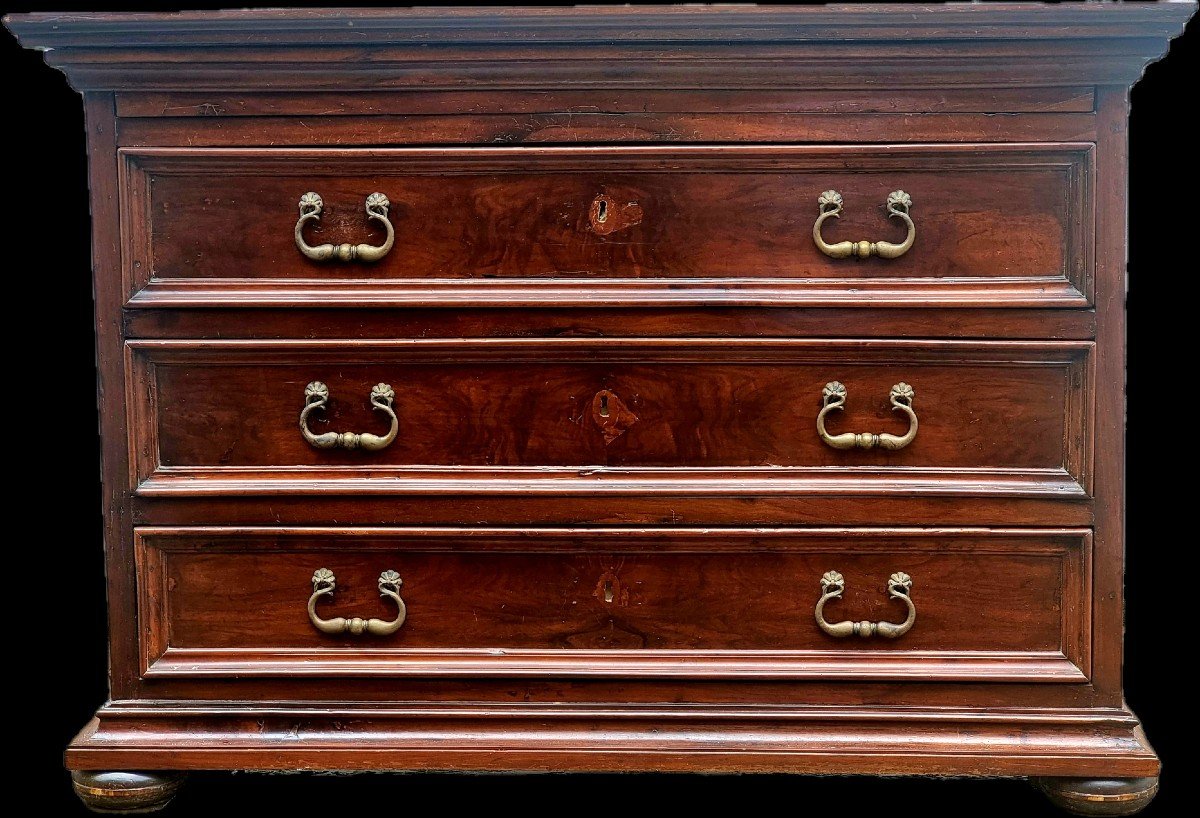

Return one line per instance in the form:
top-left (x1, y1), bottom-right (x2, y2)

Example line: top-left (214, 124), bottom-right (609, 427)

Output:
top-left (70, 771), bottom-right (185, 814)
top-left (1034, 777), bottom-right (1159, 816)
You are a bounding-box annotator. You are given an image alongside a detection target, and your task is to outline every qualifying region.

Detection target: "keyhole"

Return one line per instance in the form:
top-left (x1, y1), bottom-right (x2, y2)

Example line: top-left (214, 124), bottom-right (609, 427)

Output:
top-left (596, 198), bottom-right (608, 223)
top-left (599, 394), bottom-right (610, 417)
top-left (603, 580), bottom-right (614, 603)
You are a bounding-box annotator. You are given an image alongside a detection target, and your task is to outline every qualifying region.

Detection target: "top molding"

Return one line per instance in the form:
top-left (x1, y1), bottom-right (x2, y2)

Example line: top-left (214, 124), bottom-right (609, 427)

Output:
top-left (6, 3), bottom-right (1196, 92)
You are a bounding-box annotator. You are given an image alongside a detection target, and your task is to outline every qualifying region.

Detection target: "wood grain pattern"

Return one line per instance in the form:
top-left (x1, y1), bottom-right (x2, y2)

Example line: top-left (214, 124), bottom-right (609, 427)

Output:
top-left (106, 675), bottom-right (1114, 710)
top-left (136, 527), bottom-right (1090, 682)
top-left (121, 307), bottom-right (1097, 341)
top-left (121, 144), bottom-right (1092, 309)
top-left (116, 112), bottom-right (1103, 153)
top-left (9, 4), bottom-right (1193, 94)
top-left (67, 700), bottom-right (1160, 779)
top-left (131, 493), bottom-right (1095, 529)
top-left (116, 88), bottom-right (1099, 118)
top-left (127, 339), bottom-right (1093, 496)
top-left (1089, 88), bottom-right (1133, 703)
top-left (13, 5), bottom-right (1192, 47)
top-left (4, 2), bottom-right (1191, 798)
top-left (83, 92), bottom-right (143, 701)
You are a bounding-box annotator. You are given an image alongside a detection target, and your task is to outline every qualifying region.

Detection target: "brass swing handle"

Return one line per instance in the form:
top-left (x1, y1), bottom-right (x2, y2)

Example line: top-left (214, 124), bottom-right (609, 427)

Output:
top-left (308, 568), bottom-right (407, 636)
top-left (817, 380), bottom-right (917, 450)
top-left (300, 381), bottom-right (398, 451)
top-left (813, 190), bottom-right (915, 259)
top-left (815, 570), bottom-right (916, 639)
top-left (295, 192), bottom-right (395, 262)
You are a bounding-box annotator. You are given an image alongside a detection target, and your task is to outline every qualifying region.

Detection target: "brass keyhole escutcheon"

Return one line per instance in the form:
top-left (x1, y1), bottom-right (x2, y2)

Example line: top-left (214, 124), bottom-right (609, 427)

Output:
top-left (599, 394), bottom-right (610, 417)
top-left (603, 580), bottom-right (615, 603)
top-left (596, 198), bottom-right (608, 224)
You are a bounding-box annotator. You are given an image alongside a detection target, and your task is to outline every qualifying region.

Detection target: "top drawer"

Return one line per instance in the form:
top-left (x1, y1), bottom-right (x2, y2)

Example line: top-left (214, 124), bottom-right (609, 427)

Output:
top-left (120, 144), bottom-right (1093, 309)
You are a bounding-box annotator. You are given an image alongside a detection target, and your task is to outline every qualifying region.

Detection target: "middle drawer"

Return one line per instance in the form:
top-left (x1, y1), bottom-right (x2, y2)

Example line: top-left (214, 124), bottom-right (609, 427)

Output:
top-left (128, 338), bottom-right (1093, 499)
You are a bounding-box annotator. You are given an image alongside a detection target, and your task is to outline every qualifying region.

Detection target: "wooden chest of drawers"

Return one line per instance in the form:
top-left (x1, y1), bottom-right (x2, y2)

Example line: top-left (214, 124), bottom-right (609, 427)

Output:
top-left (7, 5), bottom-right (1194, 814)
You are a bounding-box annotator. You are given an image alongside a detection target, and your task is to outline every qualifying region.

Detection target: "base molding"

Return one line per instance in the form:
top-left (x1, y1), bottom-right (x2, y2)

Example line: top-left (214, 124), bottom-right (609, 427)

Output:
top-left (67, 701), bottom-right (1159, 779)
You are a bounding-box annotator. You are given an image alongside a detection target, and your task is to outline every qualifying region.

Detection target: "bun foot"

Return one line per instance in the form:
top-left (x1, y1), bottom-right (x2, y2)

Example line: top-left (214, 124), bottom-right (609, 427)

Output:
top-left (1033, 777), bottom-right (1159, 816)
top-left (70, 771), bottom-right (186, 813)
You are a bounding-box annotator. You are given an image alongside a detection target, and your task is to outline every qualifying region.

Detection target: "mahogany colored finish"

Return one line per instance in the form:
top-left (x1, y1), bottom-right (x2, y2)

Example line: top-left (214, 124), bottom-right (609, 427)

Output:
top-left (122, 145), bottom-right (1091, 308)
top-left (5, 5), bottom-right (1194, 814)
top-left (116, 111), bottom-right (1105, 151)
top-left (121, 307), bottom-right (1098, 341)
top-left (115, 88), bottom-right (1100, 118)
top-left (129, 338), bottom-right (1092, 477)
top-left (136, 528), bottom-right (1090, 682)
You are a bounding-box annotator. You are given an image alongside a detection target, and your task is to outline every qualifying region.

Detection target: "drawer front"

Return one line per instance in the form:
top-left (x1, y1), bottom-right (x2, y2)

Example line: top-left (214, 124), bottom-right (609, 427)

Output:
top-left (136, 528), bottom-right (1091, 682)
top-left (128, 339), bottom-right (1092, 500)
top-left (121, 144), bottom-right (1092, 308)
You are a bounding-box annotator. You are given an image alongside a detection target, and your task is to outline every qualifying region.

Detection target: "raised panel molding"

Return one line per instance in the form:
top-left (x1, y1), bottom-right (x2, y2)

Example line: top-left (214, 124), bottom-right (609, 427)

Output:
top-left (135, 527), bottom-right (1092, 683)
top-left (119, 144), bottom-right (1094, 309)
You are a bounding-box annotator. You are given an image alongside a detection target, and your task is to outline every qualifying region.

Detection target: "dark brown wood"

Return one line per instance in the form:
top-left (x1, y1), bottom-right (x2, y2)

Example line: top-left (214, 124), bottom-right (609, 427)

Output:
top-left (121, 307), bottom-right (1098, 341)
top-left (5, 4), bottom-right (1193, 811)
top-left (116, 112), bottom-right (1103, 151)
top-left (70, 771), bottom-right (185, 814)
top-left (133, 494), bottom-right (1092, 529)
top-left (67, 702), bottom-right (1160, 779)
top-left (120, 144), bottom-right (1092, 309)
top-left (1088, 87), bottom-right (1133, 704)
top-left (83, 92), bottom-right (143, 703)
top-left (1034, 777), bottom-right (1160, 816)
top-left (127, 339), bottom-right (1093, 484)
top-left (7, 5), bottom-right (1194, 92)
top-left (135, 527), bottom-right (1090, 682)
top-left (12, 5), bottom-right (1191, 48)
top-left (116, 88), bottom-right (1099, 118)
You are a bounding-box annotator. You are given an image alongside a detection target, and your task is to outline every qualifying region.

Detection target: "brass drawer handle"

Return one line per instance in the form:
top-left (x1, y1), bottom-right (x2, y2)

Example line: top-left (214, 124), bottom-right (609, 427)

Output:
top-left (813, 190), bottom-right (915, 259)
top-left (300, 381), bottom-right (399, 451)
top-left (308, 568), bottom-right (407, 636)
top-left (815, 570), bottom-right (916, 639)
top-left (295, 191), bottom-right (395, 262)
top-left (817, 380), bottom-right (917, 450)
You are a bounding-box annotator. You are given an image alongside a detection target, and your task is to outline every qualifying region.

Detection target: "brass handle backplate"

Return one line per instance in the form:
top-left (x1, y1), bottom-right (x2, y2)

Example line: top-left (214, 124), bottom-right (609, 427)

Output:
top-left (300, 381), bottom-right (399, 451)
top-left (308, 568), bottom-right (407, 636)
top-left (295, 192), bottom-right (395, 262)
top-left (813, 190), bottom-right (915, 259)
top-left (815, 570), bottom-right (916, 639)
top-left (817, 380), bottom-right (917, 450)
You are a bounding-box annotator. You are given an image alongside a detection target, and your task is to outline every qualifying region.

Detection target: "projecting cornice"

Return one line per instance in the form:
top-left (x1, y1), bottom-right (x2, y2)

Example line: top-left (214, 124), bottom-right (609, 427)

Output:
top-left (5, 4), bottom-right (1197, 93)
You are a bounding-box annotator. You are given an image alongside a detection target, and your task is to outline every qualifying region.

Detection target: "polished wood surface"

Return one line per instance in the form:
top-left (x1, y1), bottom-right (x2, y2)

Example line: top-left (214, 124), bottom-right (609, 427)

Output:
top-left (70, 771), bottom-right (185, 814)
top-left (5, 4), bottom-right (1194, 813)
top-left (131, 339), bottom-right (1091, 474)
top-left (137, 528), bottom-right (1089, 681)
top-left (123, 145), bottom-right (1090, 309)
top-left (68, 702), bottom-right (1159, 779)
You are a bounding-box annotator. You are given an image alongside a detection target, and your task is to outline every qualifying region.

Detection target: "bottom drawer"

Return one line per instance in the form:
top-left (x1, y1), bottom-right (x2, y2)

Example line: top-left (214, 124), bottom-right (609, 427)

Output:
top-left (136, 527), bottom-right (1090, 682)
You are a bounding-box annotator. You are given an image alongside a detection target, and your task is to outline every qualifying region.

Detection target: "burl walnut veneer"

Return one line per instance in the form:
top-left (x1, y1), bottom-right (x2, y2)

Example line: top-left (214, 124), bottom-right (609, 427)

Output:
top-left (5, 4), bottom-right (1194, 814)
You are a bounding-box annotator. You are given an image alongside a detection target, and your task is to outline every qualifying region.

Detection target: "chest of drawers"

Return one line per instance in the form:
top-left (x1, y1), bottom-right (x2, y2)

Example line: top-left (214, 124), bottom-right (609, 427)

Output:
top-left (7, 5), bottom-right (1194, 814)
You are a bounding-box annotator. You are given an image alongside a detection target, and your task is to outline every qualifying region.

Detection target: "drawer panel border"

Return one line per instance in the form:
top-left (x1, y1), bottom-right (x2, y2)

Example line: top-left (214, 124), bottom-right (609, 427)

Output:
top-left (134, 526), bottom-right (1092, 683)
top-left (125, 338), bottom-right (1095, 500)
top-left (119, 143), bottom-right (1094, 309)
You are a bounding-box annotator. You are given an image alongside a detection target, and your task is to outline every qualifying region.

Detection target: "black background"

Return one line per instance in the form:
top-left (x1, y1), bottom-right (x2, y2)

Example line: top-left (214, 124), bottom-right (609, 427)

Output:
top-left (3, 2), bottom-right (1193, 815)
